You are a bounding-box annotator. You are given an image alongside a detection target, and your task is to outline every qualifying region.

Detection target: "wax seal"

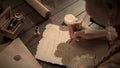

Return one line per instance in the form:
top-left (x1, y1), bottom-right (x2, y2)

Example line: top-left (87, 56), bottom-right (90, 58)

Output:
top-left (13, 55), bottom-right (22, 61)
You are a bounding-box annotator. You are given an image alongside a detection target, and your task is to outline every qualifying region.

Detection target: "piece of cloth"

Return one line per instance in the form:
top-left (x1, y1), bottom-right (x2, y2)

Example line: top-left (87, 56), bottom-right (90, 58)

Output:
top-left (98, 53), bottom-right (120, 68)
top-left (86, 0), bottom-right (120, 26)
top-left (67, 54), bottom-right (96, 68)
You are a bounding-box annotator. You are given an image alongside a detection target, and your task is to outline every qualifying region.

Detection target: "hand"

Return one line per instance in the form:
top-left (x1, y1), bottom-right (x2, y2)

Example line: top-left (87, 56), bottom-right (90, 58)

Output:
top-left (72, 28), bottom-right (108, 40)
top-left (70, 30), bottom-right (85, 42)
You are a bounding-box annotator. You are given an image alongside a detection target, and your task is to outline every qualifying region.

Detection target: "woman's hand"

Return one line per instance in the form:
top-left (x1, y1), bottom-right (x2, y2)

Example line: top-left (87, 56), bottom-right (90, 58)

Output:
top-left (72, 28), bottom-right (108, 40)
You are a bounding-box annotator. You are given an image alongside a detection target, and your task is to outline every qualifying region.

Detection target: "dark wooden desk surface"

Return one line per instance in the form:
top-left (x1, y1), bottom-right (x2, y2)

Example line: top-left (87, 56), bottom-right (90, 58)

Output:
top-left (0, 0), bottom-right (85, 68)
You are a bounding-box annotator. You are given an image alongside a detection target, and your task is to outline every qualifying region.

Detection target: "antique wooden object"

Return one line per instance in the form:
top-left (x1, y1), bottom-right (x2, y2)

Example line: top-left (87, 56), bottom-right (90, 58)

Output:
top-left (0, 7), bottom-right (24, 39)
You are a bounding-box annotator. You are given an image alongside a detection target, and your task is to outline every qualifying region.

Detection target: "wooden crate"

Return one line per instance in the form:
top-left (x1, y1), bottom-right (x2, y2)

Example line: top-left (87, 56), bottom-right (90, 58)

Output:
top-left (0, 7), bottom-right (24, 39)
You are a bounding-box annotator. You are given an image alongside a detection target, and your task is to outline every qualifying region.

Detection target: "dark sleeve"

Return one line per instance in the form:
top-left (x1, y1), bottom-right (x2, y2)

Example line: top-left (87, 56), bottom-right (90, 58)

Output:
top-left (114, 25), bottom-right (120, 38)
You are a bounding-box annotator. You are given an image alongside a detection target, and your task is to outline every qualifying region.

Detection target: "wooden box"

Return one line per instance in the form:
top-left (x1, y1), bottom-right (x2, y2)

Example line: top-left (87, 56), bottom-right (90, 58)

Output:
top-left (0, 7), bottom-right (24, 39)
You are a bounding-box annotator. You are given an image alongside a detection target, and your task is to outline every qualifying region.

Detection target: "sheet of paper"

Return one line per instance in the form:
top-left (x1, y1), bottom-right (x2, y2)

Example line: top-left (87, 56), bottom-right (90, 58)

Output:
top-left (36, 24), bottom-right (70, 65)
top-left (0, 38), bottom-right (42, 68)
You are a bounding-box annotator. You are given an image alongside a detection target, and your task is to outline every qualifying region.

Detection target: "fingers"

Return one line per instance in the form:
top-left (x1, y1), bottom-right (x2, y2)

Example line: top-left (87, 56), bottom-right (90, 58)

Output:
top-left (74, 30), bottom-right (85, 37)
top-left (70, 31), bottom-right (84, 41)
